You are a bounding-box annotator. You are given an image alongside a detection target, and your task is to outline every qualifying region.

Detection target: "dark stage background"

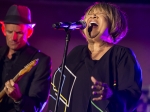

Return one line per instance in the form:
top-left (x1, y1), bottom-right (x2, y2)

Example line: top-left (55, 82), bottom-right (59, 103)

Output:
top-left (0, 1), bottom-right (150, 111)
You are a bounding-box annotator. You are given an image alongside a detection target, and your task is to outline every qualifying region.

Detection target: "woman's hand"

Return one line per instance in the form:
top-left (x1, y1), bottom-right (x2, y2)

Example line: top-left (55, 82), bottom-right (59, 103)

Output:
top-left (91, 76), bottom-right (113, 101)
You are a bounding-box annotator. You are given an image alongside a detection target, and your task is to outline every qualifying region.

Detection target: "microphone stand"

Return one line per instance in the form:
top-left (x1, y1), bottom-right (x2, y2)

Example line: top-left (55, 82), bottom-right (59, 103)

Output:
top-left (54, 28), bottom-right (71, 112)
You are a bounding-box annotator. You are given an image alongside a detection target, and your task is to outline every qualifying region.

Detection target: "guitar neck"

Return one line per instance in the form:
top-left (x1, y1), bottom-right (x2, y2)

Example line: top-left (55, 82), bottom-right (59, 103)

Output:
top-left (13, 71), bottom-right (23, 83)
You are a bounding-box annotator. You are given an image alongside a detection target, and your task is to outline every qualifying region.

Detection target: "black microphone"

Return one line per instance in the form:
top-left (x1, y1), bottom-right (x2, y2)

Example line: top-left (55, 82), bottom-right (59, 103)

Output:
top-left (52, 20), bottom-right (86, 30)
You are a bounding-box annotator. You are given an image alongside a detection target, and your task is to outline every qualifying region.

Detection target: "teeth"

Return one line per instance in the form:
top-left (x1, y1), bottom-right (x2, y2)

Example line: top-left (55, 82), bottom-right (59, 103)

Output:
top-left (89, 22), bottom-right (98, 26)
top-left (90, 22), bottom-right (97, 24)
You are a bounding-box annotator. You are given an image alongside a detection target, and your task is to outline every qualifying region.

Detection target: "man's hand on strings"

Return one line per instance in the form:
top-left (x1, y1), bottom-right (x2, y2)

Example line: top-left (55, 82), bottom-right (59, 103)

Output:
top-left (4, 79), bottom-right (22, 102)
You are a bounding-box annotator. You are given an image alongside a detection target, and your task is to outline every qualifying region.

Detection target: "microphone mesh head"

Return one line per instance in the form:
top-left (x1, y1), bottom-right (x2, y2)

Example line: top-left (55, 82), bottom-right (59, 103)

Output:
top-left (79, 20), bottom-right (86, 30)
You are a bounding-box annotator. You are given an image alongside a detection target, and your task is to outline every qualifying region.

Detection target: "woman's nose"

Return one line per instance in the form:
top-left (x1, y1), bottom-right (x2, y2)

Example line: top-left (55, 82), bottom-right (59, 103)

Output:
top-left (91, 14), bottom-right (97, 18)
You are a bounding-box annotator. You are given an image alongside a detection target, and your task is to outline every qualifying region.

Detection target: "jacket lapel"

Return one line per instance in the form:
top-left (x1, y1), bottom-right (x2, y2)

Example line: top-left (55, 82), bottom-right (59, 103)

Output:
top-left (0, 46), bottom-right (8, 62)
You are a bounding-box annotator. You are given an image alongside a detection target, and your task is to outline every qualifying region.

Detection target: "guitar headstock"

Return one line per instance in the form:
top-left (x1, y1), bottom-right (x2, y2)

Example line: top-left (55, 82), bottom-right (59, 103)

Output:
top-left (18, 59), bottom-right (39, 76)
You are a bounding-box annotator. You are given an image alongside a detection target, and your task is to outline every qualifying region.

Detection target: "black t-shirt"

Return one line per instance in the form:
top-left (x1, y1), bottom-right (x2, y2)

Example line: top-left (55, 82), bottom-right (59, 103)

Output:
top-left (49, 45), bottom-right (142, 112)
